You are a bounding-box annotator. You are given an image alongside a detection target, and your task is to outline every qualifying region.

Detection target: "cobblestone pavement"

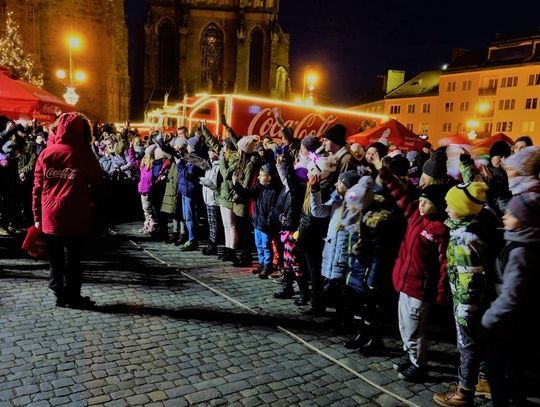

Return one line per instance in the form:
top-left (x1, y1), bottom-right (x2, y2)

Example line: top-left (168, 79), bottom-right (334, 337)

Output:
top-left (0, 223), bottom-right (504, 406)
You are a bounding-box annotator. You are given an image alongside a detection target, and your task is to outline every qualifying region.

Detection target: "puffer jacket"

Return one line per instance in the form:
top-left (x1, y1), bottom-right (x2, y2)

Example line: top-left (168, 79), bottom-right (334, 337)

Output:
top-left (177, 153), bottom-right (204, 198)
top-left (346, 205), bottom-right (392, 296)
top-left (482, 225), bottom-right (540, 339)
top-left (380, 167), bottom-right (449, 304)
top-left (445, 216), bottom-right (490, 327)
top-left (32, 114), bottom-right (103, 235)
top-left (311, 190), bottom-right (350, 281)
top-left (200, 159), bottom-right (220, 206)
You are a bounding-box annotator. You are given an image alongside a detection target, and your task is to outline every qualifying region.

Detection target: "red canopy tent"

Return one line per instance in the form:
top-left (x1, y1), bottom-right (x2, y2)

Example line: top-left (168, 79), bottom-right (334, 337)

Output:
top-left (473, 132), bottom-right (513, 149)
top-left (437, 133), bottom-right (471, 146)
top-left (347, 119), bottom-right (425, 151)
top-left (0, 67), bottom-right (72, 122)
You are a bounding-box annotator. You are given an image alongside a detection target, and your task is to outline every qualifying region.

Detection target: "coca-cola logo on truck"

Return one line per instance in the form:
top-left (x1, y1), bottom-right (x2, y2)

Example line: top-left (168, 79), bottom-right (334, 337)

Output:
top-left (247, 108), bottom-right (338, 139)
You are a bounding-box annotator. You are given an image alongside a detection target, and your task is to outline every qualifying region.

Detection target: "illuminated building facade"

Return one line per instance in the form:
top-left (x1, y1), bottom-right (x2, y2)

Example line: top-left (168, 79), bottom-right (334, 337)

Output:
top-left (0, 0), bottom-right (130, 121)
top-left (355, 31), bottom-right (540, 145)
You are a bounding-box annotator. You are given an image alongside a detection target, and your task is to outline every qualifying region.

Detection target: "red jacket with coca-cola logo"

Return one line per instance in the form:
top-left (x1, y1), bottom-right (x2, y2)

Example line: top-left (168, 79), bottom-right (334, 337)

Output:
top-left (32, 113), bottom-right (103, 236)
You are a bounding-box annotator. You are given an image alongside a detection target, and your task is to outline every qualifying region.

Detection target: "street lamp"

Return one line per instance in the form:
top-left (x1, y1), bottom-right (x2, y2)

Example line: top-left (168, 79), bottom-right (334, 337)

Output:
top-left (55, 34), bottom-right (86, 106)
top-left (302, 66), bottom-right (318, 106)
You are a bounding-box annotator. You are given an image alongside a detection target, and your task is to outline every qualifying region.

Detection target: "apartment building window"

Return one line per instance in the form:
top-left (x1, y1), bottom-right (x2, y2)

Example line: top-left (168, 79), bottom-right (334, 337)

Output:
top-left (390, 105), bottom-right (401, 114)
top-left (444, 102), bottom-right (454, 112)
top-left (420, 123), bottom-right (429, 134)
top-left (484, 122), bottom-right (493, 134)
top-left (528, 74), bottom-right (540, 86)
top-left (446, 81), bottom-right (456, 92)
top-left (525, 98), bottom-right (538, 109)
top-left (459, 101), bottom-right (469, 112)
top-left (406, 123), bottom-right (414, 131)
top-left (501, 76), bottom-right (518, 87)
top-left (407, 104), bottom-right (415, 114)
top-left (457, 123), bottom-right (464, 133)
top-left (422, 103), bottom-right (430, 113)
top-left (498, 99), bottom-right (515, 110)
top-left (496, 121), bottom-right (513, 132)
top-left (522, 121), bottom-right (535, 132)
top-left (442, 123), bottom-right (452, 132)
top-left (462, 80), bottom-right (472, 91)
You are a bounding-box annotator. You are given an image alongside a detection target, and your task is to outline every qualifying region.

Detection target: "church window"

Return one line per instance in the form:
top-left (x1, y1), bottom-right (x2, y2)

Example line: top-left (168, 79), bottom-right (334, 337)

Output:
top-left (201, 23), bottom-right (224, 91)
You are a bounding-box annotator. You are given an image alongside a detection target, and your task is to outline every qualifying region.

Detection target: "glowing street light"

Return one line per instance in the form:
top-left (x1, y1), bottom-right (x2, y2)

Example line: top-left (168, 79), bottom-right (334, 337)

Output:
top-left (302, 66), bottom-right (318, 105)
top-left (55, 34), bottom-right (86, 105)
top-left (477, 102), bottom-right (490, 113)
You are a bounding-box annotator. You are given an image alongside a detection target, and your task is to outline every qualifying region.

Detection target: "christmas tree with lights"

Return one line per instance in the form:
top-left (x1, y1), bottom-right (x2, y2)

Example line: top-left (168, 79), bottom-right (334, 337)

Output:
top-left (0, 10), bottom-right (43, 87)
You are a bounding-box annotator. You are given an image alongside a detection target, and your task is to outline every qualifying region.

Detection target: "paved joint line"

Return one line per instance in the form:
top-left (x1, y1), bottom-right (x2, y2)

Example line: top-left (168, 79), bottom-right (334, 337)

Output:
top-left (113, 230), bottom-right (418, 407)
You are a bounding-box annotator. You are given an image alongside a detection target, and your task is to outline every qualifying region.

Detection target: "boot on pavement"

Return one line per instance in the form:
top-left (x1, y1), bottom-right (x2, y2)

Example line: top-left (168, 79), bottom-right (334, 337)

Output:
top-left (474, 375), bottom-right (491, 399)
top-left (344, 319), bottom-right (369, 350)
top-left (258, 263), bottom-right (273, 279)
top-left (433, 384), bottom-right (475, 407)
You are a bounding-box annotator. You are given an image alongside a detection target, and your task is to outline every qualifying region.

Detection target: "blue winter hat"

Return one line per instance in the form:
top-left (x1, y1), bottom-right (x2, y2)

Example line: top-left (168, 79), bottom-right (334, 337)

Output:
top-left (187, 135), bottom-right (201, 150)
top-left (261, 162), bottom-right (276, 176)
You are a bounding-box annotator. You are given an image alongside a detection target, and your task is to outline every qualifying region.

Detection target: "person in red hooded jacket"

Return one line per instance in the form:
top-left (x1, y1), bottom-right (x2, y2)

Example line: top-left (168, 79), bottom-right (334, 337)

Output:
top-left (32, 112), bottom-right (103, 308)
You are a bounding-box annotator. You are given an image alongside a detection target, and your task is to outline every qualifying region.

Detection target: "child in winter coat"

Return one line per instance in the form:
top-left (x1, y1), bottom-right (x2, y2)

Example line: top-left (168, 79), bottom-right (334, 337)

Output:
top-left (481, 192), bottom-right (540, 406)
top-left (138, 146), bottom-right (157, 234)
top-left (379, 166), bottom-right (449, 382)
top-left (234, 162), bottom-right (282, 277)
top-left (310, 170), bottom-right (361, 333)
top-left (342, 176), bottom-right (392, 356)
top-left (433, 181), bottom-right (491, 407)
top-left (199, 147), bottom-right (221, 255)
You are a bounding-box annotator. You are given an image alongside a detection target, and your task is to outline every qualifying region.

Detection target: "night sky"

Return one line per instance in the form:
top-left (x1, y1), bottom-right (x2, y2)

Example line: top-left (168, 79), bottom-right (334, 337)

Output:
top-left (126, 0), bottom-right (540, 106)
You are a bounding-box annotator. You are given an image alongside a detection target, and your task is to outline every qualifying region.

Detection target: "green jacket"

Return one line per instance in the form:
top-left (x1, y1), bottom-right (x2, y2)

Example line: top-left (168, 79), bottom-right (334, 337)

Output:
top-left (445, 217), bottom-right (488, 326)
top-left (160, 163), bottom-right (179, 214)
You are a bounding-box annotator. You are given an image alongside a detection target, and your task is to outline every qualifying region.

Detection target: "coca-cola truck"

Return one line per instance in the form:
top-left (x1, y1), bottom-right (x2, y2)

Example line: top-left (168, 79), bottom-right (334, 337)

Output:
top-left (144, 94), bottom-right (389, 139)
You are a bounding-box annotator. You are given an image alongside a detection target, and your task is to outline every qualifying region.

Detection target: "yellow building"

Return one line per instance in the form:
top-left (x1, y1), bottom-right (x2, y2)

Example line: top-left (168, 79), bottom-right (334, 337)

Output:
top-left (355, 32), bottom-right (540, 145)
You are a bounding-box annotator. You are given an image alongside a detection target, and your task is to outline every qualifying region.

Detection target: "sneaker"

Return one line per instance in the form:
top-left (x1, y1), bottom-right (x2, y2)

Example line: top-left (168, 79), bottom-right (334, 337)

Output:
top-left (0, 226), bottom-right (10, 236)
top-left (179, 241), bottom-right (198, 252)
top-left (433, 384), bottom-right (474, 407)
top-left (398, 363), bottom-right (427, 383)
top-left (475, 377), bottom-right (491, 399)
top-left (252, 264), bottom-right (263, 275)
top-left (393, 355), bottom-right (412, 372)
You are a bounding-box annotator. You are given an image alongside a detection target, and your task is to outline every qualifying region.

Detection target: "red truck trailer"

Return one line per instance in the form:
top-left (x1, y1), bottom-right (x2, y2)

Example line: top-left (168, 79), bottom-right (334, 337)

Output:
top-left (143, 94), bottom-right (389, 139)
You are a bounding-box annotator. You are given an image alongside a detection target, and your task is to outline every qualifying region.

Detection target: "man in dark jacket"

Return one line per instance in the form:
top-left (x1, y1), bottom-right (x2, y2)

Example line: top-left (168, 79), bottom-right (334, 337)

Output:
top-left (32, 113), bottom-right (103, 308)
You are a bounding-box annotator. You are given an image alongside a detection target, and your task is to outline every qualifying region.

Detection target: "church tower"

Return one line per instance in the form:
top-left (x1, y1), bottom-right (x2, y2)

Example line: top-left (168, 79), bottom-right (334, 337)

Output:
top-left (138, 0), bottom-right (290, 117)
top-left (0, 0), bottom-right (130, 122)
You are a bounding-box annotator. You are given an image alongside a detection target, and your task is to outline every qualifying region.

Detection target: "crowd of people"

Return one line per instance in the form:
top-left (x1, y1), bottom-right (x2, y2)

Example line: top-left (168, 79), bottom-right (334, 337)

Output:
top-left (1, 111), bottom-right (539, 407)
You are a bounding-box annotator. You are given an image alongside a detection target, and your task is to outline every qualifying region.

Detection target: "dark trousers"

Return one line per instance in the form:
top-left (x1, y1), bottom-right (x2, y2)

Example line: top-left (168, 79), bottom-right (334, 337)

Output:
top-left (47, 235), bottom-right (85, 299)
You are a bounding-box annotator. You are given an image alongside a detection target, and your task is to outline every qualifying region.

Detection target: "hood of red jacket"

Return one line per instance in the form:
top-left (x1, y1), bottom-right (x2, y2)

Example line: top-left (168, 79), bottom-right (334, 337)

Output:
top-left (53, 113), bottom-right (88, 146)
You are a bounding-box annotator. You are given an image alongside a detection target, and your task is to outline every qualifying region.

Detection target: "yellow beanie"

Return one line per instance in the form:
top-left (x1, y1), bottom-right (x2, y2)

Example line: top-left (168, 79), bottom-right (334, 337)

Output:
top-left (445, 182), bottom-right (488, 217)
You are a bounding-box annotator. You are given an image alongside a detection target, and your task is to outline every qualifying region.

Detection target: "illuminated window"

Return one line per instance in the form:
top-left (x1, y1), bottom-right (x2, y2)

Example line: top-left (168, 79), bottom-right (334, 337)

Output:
top-left (462, 80), bottom-right (472, 91)
top-left (407, 104), bottom-right (415, 114)
top-left (528, 74), bottom-right (540, 86)
top-left (446, 81), bottom-right (456, 92)
top-left (442, 123), bottom-right (452, 132)
top-left (444, 102), bottom-right (454, 112)
top-left (422, 103), bottom-right (430, 113)
top-left (201, 23), bottom-right (224, 91)
top-left (248, 28), bottom-right (264, 92)
top-left (390, 105), bottom-right (401, 114)
top-left (459, 102), bottom-right (469, 112)
top-left (525, 98), bottom-right (538, 109)
top-left (522, 121), bottom-right (535, 132)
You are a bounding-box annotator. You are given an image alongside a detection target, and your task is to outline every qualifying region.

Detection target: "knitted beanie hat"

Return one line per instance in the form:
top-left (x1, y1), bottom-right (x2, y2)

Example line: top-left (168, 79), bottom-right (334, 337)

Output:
top-left (337, 170), bottom-right (361, 189)
top-left (261, 162), bottom-right (276, 177)
top-left (301, 135), bottom-right (321, 152)
top-left (489, 140), bottom-right (512, 158)
top-left (154, 145), bottom-right (170, 160)
top-left (187, 135), bottom-right (201, 150)
top-left (174, 135), bottom-right (188, 149)
top-left (389, 154), bottom-right (410, 177)
top-left (237, 135), bottom-right (260, 154)
top-left (507, 192), bottom-right (540, 227)
top-left (344, 176), bottom-right (374, 210)
top-left (445, 182), bottom-right (488, 217)
top-left (322, 124), bottom-right (347, 147)
top-left (422, 151), bottom-right (447, 179)
top-left (420, 184), bottom-right (448, 214)
top-left (503, 146), bottom-right (540, 176)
